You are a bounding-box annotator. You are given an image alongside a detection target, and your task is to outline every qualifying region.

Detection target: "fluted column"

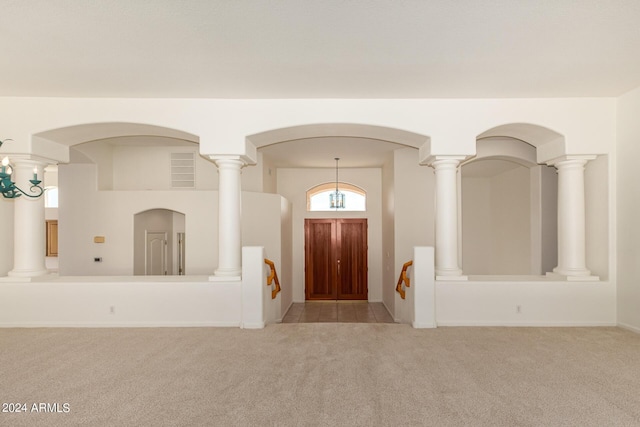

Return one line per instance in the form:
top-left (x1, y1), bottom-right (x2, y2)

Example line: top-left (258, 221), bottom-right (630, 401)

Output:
top-left (8, 159), bottom-right (48, 278)
top-left (211, 157), bottom-right (245, 280)
top-left (549, 155), bottom-right (597, 279)
top-left (429, 157), bottom-right (465, 278)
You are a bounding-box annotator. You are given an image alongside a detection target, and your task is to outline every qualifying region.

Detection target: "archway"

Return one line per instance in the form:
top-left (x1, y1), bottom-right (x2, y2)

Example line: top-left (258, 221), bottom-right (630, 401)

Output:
top-left (31, 122), bottom-right (203, 277)
top-left (247, 123), bottom-right (430, 308)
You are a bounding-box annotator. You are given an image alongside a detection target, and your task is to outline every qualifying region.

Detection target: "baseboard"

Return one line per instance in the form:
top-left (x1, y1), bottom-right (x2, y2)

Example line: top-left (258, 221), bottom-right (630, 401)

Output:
top-left (412, 321), bottom-right (436, 329)
top-left (241, 321), bottom-right (265, 329)
top-left (618, 322), bottom-right (640, 334)
top-left (436, 320), bottom-right (617, 327)
top-left (0, 321), bottom-right (242, 328)
top-left (283, 300), bottom-right (294, 316)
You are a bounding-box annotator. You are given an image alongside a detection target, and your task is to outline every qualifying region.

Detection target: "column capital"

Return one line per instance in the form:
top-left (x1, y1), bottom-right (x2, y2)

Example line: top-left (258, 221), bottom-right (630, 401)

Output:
top-left (546, 155), bottom-right (597, 167)
top-left (207, 154), bottom-right (255, 167)
top-left (421, 155), bottom-right (472, 168)
top-left (210, 157), bottom-right (246, 171)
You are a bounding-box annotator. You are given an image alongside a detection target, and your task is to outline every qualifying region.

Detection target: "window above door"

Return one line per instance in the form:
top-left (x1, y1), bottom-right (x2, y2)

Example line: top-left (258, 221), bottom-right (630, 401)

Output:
top-left (306, 182), bottom-right (366, 212)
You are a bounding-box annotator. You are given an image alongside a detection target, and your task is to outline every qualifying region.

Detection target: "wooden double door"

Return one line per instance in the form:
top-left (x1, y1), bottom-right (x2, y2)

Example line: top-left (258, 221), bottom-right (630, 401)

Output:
top-left (304, 218), bottom-right (368, 300)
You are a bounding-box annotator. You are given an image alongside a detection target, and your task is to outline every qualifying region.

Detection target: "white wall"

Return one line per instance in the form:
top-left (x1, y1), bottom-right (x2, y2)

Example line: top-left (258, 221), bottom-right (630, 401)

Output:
top-left (277, 167), bottom-right (383, 302)
top-left (78, 139), bottom-right (268, 193)
top-left (59, 163), bottom-right (219, 276)
top-left (262, 154), bottom-right (278, 194)
top-left (0, 200), bottom-right (13, 276)
top-left (59, 162), bottom-right (286, 277)
top-left (617, 85), bottom-right (640, 332)
top-left (0, 278), bottom-right (242, 327)
top-left (280, 197), bottom-right (293, 315)
top-left (393, 148), bottom-right (435, 317)
top-left (111, 145), bottom-right (219, 191)
top-left (381, 152), bottom-right (396, 313)
top-left (585, 154), bottom-right (609, 279)
top-left (539, 165), bottom-right (558, 274)
top-left (462, 177), bottom-right (492, 274)
top-left (436, 278), bottom-right (616, 326)
top-left (490, 166), bottom-right (531, 274)
top-left (462, 162), bottom-right (560, 276)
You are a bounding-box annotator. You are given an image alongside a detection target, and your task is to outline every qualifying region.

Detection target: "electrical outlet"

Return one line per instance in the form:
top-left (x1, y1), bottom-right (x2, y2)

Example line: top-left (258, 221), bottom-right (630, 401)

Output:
top-left (109, 306), bottom-right (115, 315)
top-left (516, 305), bottom-right (522, 314)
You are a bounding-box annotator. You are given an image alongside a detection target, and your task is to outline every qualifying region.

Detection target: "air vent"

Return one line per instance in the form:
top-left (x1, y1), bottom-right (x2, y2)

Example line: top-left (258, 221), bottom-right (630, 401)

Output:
top-left (171, 152), bottom-right (195, 189)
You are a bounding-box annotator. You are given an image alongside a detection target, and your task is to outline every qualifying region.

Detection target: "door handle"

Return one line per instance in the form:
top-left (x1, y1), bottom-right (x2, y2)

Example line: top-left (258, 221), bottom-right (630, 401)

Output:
top-left (337, 259), bottom-right (340, 275)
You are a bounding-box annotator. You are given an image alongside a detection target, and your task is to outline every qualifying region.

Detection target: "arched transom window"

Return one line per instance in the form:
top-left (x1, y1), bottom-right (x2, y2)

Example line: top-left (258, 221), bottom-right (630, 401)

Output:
top-left (307, 182), bottom-right (366, 211)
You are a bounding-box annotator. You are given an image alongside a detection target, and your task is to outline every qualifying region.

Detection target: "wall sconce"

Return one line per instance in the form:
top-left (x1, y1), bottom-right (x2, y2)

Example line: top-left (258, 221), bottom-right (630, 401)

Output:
top-left (0, 139), bottom-right (45, 199)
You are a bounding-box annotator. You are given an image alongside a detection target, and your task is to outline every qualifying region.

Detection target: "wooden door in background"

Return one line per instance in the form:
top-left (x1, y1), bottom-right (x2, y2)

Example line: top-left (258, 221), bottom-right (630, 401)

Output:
top-left (305, 218), bottom-right (368, 300)
top-left (46, 220), bottom-right (58, 257)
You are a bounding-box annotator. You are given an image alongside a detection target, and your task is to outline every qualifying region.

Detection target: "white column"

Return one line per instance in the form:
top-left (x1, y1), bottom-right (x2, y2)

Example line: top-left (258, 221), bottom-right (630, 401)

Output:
top-left (430, 157), bottom-right (465, 278)
top-left (212, 157), bottom-right (245, 280)
top-left (8, 159), bottom-right (48, 278)
top-left (549, 156), bottom-right (596, 279)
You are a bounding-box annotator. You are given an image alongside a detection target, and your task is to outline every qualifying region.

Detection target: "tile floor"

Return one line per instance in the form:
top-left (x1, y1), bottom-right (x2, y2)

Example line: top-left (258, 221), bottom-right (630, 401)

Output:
top-left (282, 301), bottom-right (395, 323)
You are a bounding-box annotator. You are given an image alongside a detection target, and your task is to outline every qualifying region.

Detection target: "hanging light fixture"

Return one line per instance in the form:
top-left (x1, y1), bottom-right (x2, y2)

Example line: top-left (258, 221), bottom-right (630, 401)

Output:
top-left (329, 157), bottom-right (345, 209)
top-left (0, 139), bottom-right (44, 199)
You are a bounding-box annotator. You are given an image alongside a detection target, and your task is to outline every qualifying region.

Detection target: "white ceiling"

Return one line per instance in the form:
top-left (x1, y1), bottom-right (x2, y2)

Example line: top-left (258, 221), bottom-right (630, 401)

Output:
top-left (7, 1), bottom-right (640, 170)
top-left (2, 0), bottom-right (640, 99)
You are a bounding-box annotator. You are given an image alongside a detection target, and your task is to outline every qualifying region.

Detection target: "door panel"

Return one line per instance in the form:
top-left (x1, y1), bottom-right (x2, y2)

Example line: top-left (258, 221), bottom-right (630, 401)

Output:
top-left (305, 218), bottom-right (367, 300)
top-left (305, 219), bottom-right (336, 299)
top-left (146, 232), bottom-right (167, 275)
top-left (337, 219), bottom-right (368, 300)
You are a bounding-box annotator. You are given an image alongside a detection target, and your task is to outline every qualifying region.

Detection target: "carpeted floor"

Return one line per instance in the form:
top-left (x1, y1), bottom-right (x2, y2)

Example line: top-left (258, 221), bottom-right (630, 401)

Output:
top-left (1, 324), bottom-right (640, 426)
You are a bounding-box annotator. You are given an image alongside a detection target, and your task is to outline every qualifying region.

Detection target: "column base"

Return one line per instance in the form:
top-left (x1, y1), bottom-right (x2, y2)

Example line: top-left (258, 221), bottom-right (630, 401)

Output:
top-left (435, 267), bottom-right (463, 276)
top-left (7, 268), bottom-right (49, 279)
top-left (546, 271), bottom-right (600, 281)
top-left (436, 275), bottom-right (468, 281)
top-left (0, 272), bottom-right (55, 282)
top-left (209, 272), bottom-right (242, 282)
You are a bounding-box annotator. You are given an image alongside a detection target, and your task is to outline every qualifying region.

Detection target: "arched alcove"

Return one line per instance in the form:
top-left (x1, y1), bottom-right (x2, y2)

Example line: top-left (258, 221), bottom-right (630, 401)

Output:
top-left (463, 130), bottom-right (560, 276)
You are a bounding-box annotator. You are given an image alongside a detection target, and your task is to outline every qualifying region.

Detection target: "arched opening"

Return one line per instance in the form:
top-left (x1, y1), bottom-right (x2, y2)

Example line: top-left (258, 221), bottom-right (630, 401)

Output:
top-left (134, 209), bottom-right (186, 276)
top-left (247, 123), bottom-right (430, 307)
top-left (32, 122), bottom-right (203, 277)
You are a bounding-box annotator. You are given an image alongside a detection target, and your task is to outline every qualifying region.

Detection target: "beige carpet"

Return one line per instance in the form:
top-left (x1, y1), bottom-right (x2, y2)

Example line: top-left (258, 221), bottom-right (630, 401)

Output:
top-left (1, 324), bottom-right (640, 426)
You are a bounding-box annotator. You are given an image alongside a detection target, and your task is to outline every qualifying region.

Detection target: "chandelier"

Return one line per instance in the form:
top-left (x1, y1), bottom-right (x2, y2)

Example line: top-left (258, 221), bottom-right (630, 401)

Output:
top-left (329, 157), bottom-right (345, 209)
top-left (0, 139), bottom-right (44, 199)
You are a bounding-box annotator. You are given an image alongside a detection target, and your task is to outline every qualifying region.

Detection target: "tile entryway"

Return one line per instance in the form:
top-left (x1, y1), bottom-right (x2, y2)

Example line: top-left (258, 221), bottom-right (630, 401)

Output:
top-left (282, 302), bottom-right (394, 323)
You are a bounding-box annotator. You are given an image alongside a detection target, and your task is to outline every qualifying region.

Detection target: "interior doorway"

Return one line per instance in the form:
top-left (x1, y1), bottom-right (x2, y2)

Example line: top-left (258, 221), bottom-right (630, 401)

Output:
top-left (304, 218), bottom-right (368, 300)
top-left (134, 209), bottom-right (186, 275)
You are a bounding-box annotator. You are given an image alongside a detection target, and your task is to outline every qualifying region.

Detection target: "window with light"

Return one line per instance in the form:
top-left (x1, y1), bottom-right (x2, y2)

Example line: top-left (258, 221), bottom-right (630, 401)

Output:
top-left (45, 187), bottom-right (59, 208)
top-left (307, 182), bottom-right (366, 212)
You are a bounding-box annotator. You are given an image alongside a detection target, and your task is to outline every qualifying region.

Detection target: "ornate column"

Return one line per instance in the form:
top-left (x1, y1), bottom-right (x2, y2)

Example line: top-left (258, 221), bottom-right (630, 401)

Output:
top-left (548, 155), bottom-right (598, 280)
top-left (428, 156), bottom-right (466, 278)
top-left (7, 159), bottom-right (48, 278)
top-left (211, 156), bottom-right (245, 280)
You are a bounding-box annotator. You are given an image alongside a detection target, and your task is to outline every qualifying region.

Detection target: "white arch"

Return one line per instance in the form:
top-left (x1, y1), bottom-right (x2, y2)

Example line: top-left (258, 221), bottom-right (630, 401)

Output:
top-left (247, 122), bottom-right (430, 149)
top-left (476, 122), bottom-right (566, 164)
top-left (34, 122), bottom-right (200, 147)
